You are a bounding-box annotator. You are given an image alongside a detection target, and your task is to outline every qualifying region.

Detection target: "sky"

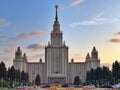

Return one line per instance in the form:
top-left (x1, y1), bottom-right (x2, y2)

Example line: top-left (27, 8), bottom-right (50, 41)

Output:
top-left (0, 0), bottom-right (120, 68)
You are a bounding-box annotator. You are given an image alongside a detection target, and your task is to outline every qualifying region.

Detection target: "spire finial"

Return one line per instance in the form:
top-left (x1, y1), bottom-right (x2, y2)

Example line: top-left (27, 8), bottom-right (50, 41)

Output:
top-left (55, 5), bottom-right (58, 21)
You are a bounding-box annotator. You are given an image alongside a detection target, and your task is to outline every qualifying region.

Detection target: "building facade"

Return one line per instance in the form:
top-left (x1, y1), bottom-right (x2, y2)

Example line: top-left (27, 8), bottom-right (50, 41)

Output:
top-left (13, 6), bottom-right (100, 85)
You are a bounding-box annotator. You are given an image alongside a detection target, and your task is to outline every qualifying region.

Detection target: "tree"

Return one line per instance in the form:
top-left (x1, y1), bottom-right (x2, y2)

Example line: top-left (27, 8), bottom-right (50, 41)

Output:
top-left (86, 71), bottom-right (90, 81)
top-left (35, 74), bottom-right (41, 86)
top-left (86, 66), bottom-right (112, 85)
top-left (112, 60), bottom-right (120, 82)
top-left (0, 61), bottom-right (7, 80)
top-left (24, 72), bottom-right (29, 82)
top-left (90, 68), bottom-right (95, 81)
top-left (21, 71), bottom-right (26, 82)
top-left (7, 67), bottom-right (11, 81)
top-left (96, 67), bottom-right (102, 80)
top-left (102, 66), bottom-right (112, 81)
top-left (10, 66), bottom-right (16, 81)
top-left (15, 69), bottom-right (21, 81)
top-left (74, 76), bottom-right (81, 85)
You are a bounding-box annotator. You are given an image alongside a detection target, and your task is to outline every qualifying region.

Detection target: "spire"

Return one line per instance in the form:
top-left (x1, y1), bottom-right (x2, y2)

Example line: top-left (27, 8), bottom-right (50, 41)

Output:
top-left (93, 46), bottom-right (96, 51)
top-left (71, 58), bottom-right (74, 63)
top-left (87, 53), bottom-right (90, 58)
top-left (55, 5), bottom-right (58, 21)
top-left (39, 58), bottom-right (42, 63)
top-left (23, 53), bottom-right (26, 57)
top-left (53, 5), bottom-right (60, 32)
top-left (16, 46), bottom-right (22, 53)
top-left (15, 46), bottom-right (22, 59)
top-left (86, 53), bottom-right (91, 62)
top-left (23, 53), bottom-right (27, 62)
top-left (17, 46), bottom-right (21, 51)
top-left (91, 46), bottom-right (98, 60)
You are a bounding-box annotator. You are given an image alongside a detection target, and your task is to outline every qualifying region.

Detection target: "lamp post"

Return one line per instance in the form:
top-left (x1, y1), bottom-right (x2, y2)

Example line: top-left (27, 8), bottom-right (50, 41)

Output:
top-left (32, 72), bottom-right (34, 86)
top-left (1, 77), bottom-right (3, 88)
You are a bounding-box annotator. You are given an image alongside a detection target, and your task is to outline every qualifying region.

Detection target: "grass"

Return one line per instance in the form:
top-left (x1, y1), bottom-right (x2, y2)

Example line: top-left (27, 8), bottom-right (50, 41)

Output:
top-left (0, 88), bottom-right (120, 90)
top-left (0, 88), bottom-right (15, 90)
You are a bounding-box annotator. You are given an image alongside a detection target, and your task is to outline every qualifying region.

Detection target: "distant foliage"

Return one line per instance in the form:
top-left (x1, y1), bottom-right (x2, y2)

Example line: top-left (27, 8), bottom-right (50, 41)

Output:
top-left (35, 74), bottom-right (41, 86)
top-left (86, 66), bottom-right (112, 85)
top-left (86, 60), bottom-right (120, 85)
top-left (0, 61), bottom-right (29, 83)
top-left (0, 61), bottom-right (7, 80)
top-left (112, 60), bottom-right (120, 83)
top-left (74, 76), bottom-right (81, 85)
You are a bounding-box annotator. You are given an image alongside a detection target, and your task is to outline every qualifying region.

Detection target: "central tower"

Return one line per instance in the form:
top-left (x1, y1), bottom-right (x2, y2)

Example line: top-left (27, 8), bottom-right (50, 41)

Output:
top-left (45, 5), bottom-right (68, 84)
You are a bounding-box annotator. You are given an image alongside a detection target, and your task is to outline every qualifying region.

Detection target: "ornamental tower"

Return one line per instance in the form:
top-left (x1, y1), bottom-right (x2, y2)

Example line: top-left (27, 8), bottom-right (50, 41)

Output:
top-left (45, 5), bottom-right (68, 84)
top-left (91, 46), bottom-right (98, 61)
top-left (13, 47), bottom-right (28, 72)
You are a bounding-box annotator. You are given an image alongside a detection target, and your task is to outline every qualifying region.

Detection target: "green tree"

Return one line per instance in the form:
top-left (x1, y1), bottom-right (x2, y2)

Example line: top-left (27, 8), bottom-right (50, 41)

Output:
top-left (90, 68), bottom-right (95, 81)
top-left (112, 60), bottom-right (120, 82)
top-left (21, 71), bottom-right (25, 82)
top-left (15, 69), bottom-right (21, 81)
top-left (35, 74), bottom-right (41, 86)
top-left (102, 66), bottom-right (112, 81)
top-left (74, 76), bottom-right (81, 85)
top-left (86, 71), bottom-right (90, 81)
top-left (95, 67), bottom-right (102, 81)
top-left (86, 66), bottom-right (112, 85)
top-left (9, 66), bottom-right (16, 81)
top-left (0, 61), bottom-right (7, 80)
top-left (24, 72), bottom-right (29, 82)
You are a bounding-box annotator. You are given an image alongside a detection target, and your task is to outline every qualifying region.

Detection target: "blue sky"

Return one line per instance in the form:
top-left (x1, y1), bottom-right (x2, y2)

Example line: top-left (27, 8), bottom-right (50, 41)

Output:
top-left (0, 0), bottom-right (120, 68)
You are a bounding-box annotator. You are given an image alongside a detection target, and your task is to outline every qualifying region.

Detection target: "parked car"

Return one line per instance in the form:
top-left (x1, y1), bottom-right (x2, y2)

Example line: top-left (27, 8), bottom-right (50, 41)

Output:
top-left (100, 84), bottom-right (113, 88)
top-left (61, 84), bottom-right (68, 87)
top-left (84, 84), bottom-right (95, 88)
top-left (112, 83), bottom-right (120, 88)
top-left (41, 84), bottom-right (50, 88)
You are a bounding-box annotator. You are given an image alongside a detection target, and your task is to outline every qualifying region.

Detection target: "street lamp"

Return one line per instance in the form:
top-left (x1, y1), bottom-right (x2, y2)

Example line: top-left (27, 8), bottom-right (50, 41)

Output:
top-left (32, 72), bottom-right (34, 86)
top-left (1, 77), bottom-right (3, 88)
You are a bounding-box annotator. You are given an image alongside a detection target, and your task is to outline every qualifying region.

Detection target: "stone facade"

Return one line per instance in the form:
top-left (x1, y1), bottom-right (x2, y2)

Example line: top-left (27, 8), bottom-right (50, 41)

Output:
top-left (13, 6), bottom-right (100, 85)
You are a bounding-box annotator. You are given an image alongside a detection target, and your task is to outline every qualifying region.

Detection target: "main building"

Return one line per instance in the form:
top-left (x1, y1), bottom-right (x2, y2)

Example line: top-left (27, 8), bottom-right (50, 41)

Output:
top-left (13, 6), bottom-right (100, 85)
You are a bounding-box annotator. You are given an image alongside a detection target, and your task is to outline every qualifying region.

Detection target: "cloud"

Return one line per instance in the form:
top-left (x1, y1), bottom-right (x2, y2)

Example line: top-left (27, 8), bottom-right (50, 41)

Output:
top-left (101, 63), bottom-right (112, 69)
top-left (70, 12), bottom-right (109, 27)
top-left (0, 44), bottom-right (18, 68)
top-left (70, 0), bottom-right (85, 7)
top-left (58, 0), bottom-right (85, 9)
top-left (70, 53), bottom-right (84, 62)
top-left (115, 32), bottom-right (120, 35)
top-left (109, 38), bottom-right (120, 43)
top-left (108, 32), bottom-right (120, 43)
top-left (0, 36), bottom-right (5, 41)
top-left (70, 12), bottom-right (120, 27)
top-left (0, 57), bottom-right (13, 68)
top-left (26, 53), bottom-right (44, 62)
top-left (12, 30), bottom-right (47, 40)
top-left (27, 42), bottom-right (45, 50)
top-left (31, 54), bottom-right (44, 60)
top-left (0, 36), bottom-right (9, 45)
top-left (0, 19), bottom-right (7, 26)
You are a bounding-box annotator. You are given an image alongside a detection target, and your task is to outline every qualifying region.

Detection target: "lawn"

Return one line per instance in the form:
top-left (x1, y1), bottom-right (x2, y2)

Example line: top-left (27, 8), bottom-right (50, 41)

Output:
top-left (0, 88), bottom-right (15, 90)
top-left (0, 88), bottom-right (120, 90)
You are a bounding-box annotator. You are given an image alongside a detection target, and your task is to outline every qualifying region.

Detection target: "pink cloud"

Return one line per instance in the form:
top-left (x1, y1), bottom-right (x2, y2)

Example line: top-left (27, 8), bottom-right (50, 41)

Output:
top-left (0, 19), bottom-right (7, 26)
top-left (27, 42), bottom-right (45, 50)
top-left (70, 0), bottom-right (85, 7)
top-left (115, 32), bottom-right (120, 35)
top-left (109, 38), bottom-right (120, 43)
top-left (13, 30), bottom-right (47, 40)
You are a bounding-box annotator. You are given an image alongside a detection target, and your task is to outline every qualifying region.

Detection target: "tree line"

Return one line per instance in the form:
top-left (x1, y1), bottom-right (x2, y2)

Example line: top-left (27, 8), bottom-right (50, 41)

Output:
top-left (0, 61), bottom-right (29, 87)
top-left (86, 60), bottom-right (120, 85)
